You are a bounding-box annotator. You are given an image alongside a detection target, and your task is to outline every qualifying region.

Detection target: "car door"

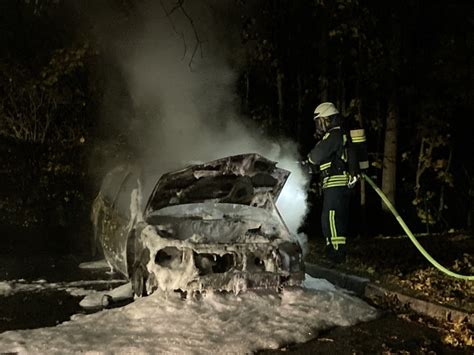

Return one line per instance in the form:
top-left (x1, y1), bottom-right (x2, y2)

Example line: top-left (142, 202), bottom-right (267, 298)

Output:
top-left (96, 165), bottom-right (140, 276)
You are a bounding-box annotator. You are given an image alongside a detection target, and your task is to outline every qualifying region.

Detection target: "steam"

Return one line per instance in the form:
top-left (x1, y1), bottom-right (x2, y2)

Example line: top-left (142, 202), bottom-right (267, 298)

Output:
top-left (92, 1), bottom-right (308, 252)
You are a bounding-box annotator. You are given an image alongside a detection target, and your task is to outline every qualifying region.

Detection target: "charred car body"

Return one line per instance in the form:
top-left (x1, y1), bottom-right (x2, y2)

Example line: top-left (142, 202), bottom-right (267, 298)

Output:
top-left (91, 154), bottom-right (305, 297)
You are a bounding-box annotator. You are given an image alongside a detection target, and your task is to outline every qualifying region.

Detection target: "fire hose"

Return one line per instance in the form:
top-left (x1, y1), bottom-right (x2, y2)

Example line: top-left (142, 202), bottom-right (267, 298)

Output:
top-left (362, 173), bottom-right (474, 281)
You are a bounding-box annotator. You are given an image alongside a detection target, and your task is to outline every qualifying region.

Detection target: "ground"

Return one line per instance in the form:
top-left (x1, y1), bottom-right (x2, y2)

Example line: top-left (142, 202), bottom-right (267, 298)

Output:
top-left (260, 314), bottom-right (468, 354)
top-left (303, 231), bottom-right (474, 351)
top-left (309, 232), bottom-right (473, 313)
top-left (0, 226), bottom-right (473, 353)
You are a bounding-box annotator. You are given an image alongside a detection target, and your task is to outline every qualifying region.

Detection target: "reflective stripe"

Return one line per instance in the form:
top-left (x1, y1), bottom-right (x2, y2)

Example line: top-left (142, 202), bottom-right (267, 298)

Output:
top-left (322, 174), bottom-right (349, 189)
top-left (326, 238), bottom-right (346, 245)
top-left (322, 132), bottom-right (330, 140)
top-left (324, 182), bottom-right (348, 188)
top-left (350, 129), bottom-right (366, 142)
top-left (329, 210), bottom-right (346, 250)
top-left (323, 174), bottom-right (349, 182)
top-left (320, 162), bottom-right (331, 170)
top-left (329, 210), bottom-right (337, 240)
top-left (323, 176), bottom-right (348, 182)
top-left (323, 179), bottom-right (348, 185)
top-left (332, 238), bottom-right (346, 251)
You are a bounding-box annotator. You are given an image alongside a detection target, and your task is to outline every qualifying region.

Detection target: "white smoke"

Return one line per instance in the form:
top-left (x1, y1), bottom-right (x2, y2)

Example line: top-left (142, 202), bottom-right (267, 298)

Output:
top-left (93, 1), bottom-right (309, 252)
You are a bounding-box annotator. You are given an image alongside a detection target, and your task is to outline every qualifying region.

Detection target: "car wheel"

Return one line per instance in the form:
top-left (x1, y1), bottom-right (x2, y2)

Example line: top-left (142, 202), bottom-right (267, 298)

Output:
top-left (132, 264), bottom-right (148, 297)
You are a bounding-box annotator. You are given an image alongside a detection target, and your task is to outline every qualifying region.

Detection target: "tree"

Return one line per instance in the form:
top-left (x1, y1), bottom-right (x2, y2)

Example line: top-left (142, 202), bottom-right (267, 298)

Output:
top-left (0, 43), bottom-right (94, 145)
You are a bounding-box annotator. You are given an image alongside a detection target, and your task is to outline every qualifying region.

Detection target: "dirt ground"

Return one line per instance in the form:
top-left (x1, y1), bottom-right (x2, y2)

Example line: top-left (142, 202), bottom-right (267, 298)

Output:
top-left (303, 231), bottom-right (474, 351)
top-left (259, 313), bottom-right (469, 354)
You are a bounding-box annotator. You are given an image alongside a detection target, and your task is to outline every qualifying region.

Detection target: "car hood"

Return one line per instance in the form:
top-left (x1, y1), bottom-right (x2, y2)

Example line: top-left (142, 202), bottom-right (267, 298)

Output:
top-left (144, 153), bottom-right (290, 217)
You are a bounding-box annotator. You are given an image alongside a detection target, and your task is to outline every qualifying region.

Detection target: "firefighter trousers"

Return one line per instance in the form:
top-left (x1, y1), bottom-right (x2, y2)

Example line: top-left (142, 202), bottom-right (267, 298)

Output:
top-left (321, 186), bottom-right (351, 261)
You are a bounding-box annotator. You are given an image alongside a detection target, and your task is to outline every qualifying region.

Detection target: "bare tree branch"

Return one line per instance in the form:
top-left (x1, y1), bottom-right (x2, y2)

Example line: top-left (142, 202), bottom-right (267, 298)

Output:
top-left (160, 0), bottom-right (187, 61)
top-left (165, 0), bottom-right (184, 16)
top-left (178, 2), bottom-right (204, 70)
top-left (159, 0), bottom-right (204, 69)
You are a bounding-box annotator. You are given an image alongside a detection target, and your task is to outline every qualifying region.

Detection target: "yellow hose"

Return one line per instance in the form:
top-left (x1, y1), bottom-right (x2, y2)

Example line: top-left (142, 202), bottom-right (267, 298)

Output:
top-left (362, 173), bottom-right (474, 281)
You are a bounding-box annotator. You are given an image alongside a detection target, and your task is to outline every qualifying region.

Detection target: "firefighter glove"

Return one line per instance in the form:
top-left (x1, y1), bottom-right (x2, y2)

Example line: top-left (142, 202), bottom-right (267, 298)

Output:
top-left (347, 174), bottom-right (359, 188)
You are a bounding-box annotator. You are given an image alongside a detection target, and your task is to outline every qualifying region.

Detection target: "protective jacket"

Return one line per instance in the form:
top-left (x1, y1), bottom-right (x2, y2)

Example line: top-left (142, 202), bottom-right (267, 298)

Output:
top-left (308, 123), bottom-right (350, 261)
top-left (307, 126), bottom-right (349, 189)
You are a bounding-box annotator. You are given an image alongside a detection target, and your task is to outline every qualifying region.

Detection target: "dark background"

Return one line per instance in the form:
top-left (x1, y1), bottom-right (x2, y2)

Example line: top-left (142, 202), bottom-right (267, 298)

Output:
top-left (0, 0), bottom-right (472, 255)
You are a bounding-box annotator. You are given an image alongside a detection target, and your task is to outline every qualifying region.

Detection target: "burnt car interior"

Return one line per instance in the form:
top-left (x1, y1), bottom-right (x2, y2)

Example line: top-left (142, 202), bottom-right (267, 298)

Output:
top-left (144, 155), bottom-right (288, 214)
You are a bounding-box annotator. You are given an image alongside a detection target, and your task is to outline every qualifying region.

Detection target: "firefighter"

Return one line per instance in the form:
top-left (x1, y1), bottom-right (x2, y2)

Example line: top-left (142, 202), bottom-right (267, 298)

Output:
top-left (307, 102), bottom-right (357, 263)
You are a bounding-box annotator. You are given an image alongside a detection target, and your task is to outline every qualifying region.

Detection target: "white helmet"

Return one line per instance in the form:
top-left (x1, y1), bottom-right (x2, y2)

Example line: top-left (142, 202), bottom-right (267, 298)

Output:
top-left (313, 102), bottom-right (339, 119)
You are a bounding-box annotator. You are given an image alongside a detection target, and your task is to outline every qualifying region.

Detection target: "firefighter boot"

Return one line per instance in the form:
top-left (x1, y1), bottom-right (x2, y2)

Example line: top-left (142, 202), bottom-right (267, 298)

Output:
top-left (325, 244), bottom-right (346, 264)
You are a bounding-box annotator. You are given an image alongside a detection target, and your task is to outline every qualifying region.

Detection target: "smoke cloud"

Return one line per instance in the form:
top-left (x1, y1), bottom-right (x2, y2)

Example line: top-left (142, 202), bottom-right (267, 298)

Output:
top-left (87, 1), bottom-right (309, 252)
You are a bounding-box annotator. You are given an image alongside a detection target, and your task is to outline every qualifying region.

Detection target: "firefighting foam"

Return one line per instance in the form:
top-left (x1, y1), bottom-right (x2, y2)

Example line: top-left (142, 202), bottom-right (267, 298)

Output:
top-left (0, 276), bottom-right (378, 353)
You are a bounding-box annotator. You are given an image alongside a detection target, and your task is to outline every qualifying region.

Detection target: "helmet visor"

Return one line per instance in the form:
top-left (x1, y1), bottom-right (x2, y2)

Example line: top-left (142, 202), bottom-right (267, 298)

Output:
top-left (315, 117), bottom-right (327, 136)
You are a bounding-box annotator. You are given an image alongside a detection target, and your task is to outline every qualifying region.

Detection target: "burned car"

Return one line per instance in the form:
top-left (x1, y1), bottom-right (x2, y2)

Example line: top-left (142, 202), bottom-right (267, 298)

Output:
top-left (91, 153), bottom-right (305, 297)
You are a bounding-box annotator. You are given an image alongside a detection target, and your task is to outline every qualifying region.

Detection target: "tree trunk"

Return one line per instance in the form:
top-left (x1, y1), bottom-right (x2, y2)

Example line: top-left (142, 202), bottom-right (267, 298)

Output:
top-left (296, 74), bottom-right (303, 142)
top-left (381, 8), bottom-right (401, 212)
top-left (381, 93), bottom-right (398, 210)
top-left (276, 69), bottom-right (284, 133)
top-left (336, 60), bottom-right (346, 116)
top-left (244, 71), bottom-right (250, 112)
top-left (358, 178), bottom-right (367, 236)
